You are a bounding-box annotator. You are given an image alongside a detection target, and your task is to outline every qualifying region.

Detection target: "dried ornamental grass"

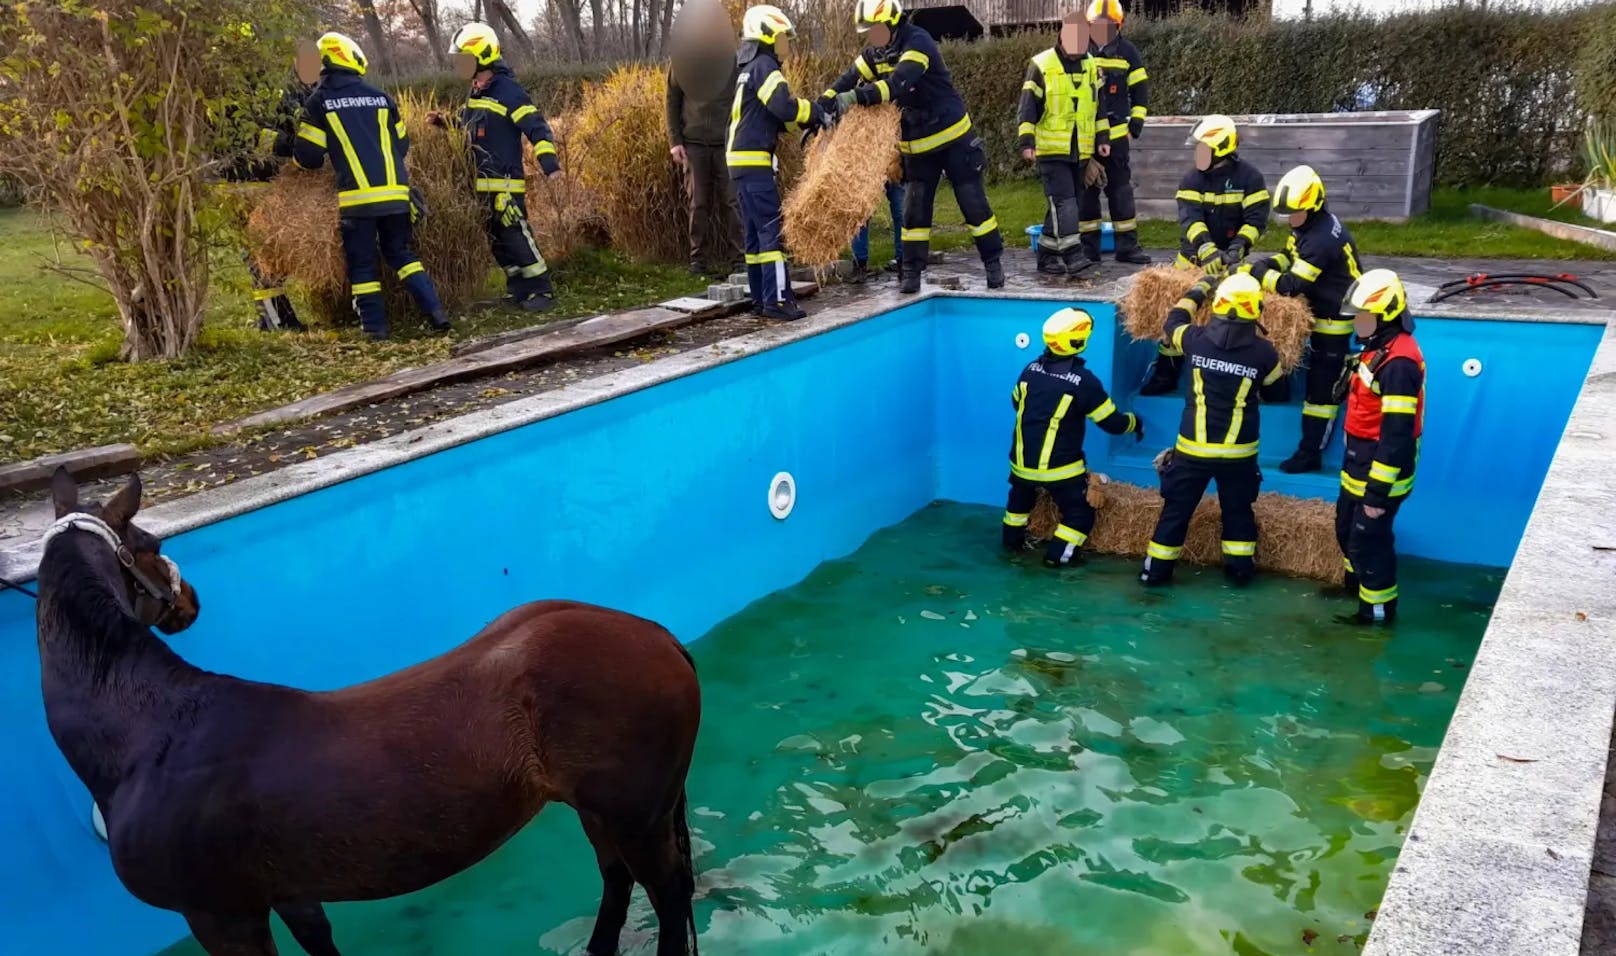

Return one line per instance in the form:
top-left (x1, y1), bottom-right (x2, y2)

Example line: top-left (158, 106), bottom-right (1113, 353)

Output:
top-left (1028, 477), bottom-right (1342, 584)
top-left (524, 113), bottom-right (608, 264)
top-left (571, 65), bottom-right (688, 263)
top-left (783, 104), bottom-right (901, 269)
top-left (1121, 266), bottom-right (1314, 372)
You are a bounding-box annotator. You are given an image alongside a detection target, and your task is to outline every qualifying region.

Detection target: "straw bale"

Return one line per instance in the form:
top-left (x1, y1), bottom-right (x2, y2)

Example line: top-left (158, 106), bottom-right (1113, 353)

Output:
top-left (1120, 266), bottom-right (1314, 372)
top-left (1027, 477), bottom-right (1342, 583)
top-left (245, 167), bottom-right (344, 293)
top-left (782, 105), bottom-right (902, 269)
top-left (523, 113), bottom-right (608, 264)
top-left (571, 65), bottom-right (688, 263)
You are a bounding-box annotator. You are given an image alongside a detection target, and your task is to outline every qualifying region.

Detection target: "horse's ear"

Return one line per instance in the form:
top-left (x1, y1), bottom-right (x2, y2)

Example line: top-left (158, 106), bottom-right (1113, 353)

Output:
top-left (102, 474), bottom-right (143, 529)
top-left (51, 467), bottom-right (79, 518)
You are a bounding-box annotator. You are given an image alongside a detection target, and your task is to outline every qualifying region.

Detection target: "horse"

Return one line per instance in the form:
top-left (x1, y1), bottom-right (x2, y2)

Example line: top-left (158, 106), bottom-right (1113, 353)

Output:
top-left (34, 469), bottom-right (703, 956)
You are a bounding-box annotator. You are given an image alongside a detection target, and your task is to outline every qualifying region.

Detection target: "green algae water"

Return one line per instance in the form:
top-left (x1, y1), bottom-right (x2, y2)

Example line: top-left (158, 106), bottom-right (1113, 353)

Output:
top-left (159, 501), bottom-right (1500, 956)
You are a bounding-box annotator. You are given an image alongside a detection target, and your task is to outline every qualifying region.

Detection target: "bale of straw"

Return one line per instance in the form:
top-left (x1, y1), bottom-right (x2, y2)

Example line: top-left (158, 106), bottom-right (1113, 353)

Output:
top-left (571, 65), bottom-right (689, 263)
top-left (1027, 478), bottom-right (1342, 583)
top-left (245, 167), bottom-right (344, 294)
top-left (783, 105), bottom-right (902, 269)
top-left (523, 114), bottom-right (608, 265)
top-left (1120, 266), bottom-right (1314, 372)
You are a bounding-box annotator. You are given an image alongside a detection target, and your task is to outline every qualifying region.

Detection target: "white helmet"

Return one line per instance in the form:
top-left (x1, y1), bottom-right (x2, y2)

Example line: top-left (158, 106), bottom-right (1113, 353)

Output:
top-left (742, 5), bottom-right (796, 44)
top-left (449, 22), bottom-right (502, 67)
top-left (1189, 114), bottom-right (1238, 159)
top-left (855, 0), bottom-right (902, 32)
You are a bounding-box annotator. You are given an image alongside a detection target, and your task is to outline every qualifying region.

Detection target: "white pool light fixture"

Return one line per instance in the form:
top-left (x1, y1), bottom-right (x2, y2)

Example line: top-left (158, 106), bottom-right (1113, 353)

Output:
top-left (769, 472), bottom-right (797, 520)
top-left (1016, 332), bottom-right (1031, 349)
top-left (1463, 358), bottom-right (1483, 378)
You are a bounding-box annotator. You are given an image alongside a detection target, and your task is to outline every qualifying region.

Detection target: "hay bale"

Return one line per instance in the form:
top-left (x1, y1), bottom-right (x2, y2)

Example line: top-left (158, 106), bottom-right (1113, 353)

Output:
top-left (1120, 266), bottom-right (1313, 372)
top-left (571, 65), bottom-right (688, 263)
top-left (783, 105), bottom-right (901, 269)
top-left (523, 113), bottom-right (608, 265)
top-left (245, 167), bottom-right (344, 293)
top-left (1027, 477), bottom-right (1342, 584)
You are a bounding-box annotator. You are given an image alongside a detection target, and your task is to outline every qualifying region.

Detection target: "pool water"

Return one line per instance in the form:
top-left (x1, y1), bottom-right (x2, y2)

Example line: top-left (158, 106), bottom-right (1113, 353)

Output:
top-left (157, 501), bottom-right (1499, 956)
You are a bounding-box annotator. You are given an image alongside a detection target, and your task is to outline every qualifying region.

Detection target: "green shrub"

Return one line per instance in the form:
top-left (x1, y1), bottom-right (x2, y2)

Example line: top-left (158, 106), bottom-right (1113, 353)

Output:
top-left (1576, 4), bottom-right (1616, 123)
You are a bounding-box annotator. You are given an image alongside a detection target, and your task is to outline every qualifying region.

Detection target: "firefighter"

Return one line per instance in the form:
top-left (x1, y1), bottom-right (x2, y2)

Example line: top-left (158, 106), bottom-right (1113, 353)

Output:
top-left (1003, 308), bottom-right (1144, 568)
top-left (1016, 15), bottom-right (1102, 277)
top-left (822, 0), bottom-right (1004, 295)
top-left (1335, 268), bottom-right (1424, 625)
top-left (1140, 114), bottom-right (1270, 396)
top-left (294, 33), bottom-right (449, 341)
top-left (729, 6), bottom-right (832, 321)
top-left (220, 73), bottom-right (310, 333)
top-left (1244, 165), bottom-right (1363, 474)
top-left (1140, 273), bottom-right (1289, 588)
top-left (1081, 0), bottom-right (1151, 266)
top-left (448, 22), bottom-right (563, 313)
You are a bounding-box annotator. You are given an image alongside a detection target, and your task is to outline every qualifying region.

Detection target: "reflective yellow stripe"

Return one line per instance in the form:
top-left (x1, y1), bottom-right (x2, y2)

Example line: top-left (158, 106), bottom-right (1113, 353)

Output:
top-left (1191, 368), bottom-right (1208, 443)
top-left (1175, 436), bottom-right (1259, 459)
top-left (251, 288), bottom-right (283, 301)
top-left (475, 177), bottom-right (527, 193)
top-left (1054, 525), bottom-right (1088, 546)
top-left (1171, 324), bottom-right (1188, 352)
top-left (1185, 222), bottom-right (1209, 241)
top-left (1263, 364), bottom-right (1286, 387)
top-left (1013, 381), bottom-right (1027, 468)
top-left (855, 57), bottom-right (875, 81)
top-left (467, 97), bottom-right (508, 116)
top-left (1173, 254), bottom-right (1195, 270)
top-left (397, 261), bottom-right (424, 280)
top-left (1360, 583), bottom-right (1399, 604)
top-left (899, 115), bottom-right (971, 155)
top-left (1302, 402), bottom-right (1339, 420)
top-left (1160, 341), bottom-right (1184, 357)
top-left (1221, 540), bottom-right (1257, 557)
top-left (970, 217), bottom-right (998, 238)
top-left (297, 122), bottom-right (327, 148)
top-left (1243, 190), bottom-right (1270, 207)
top-left (759, 71), bottom-right (786, 104)
top-left (901, 227), bottom-right (931, 241)
top-left (1004, 511), bottom-right (1030, 527)
top-left (338, 185), bottom-right (411, 207)
top-left (1094, 57), bottom-right (1130, 70)
top-left (1010, 460), bottom-right (1088, 482)
top-left (1113, 219), bottom-right (1137, 232)
top-left (1369, 461), bottom-right (1401, 483)
top-left (1088, 398), bottom-right (1117, 422)
top-left (1130, 105), bottom-right (1148, 119)
top-left (1177, 190), bottom-right (1204, 202)
top-left (326, 114), bottom-right (369, 190)
top-left (511, 104), bottom-right (537, 123)
top-left (1343, 557), bottom-right (1355, 573)
top-left (796, 99), bottom-right (811, 125)
top-left (1382, 396), bottom-right (1419, 414)
top-left (1022, 81), bottom-right (1043, 98)
top-left (727, 151), bottom-right (774, 168)
top-left (822, 87), bottom-right (838, 100)
top-left (1225, 377), bottom-right (1253, 444)
top-left (377, 109), bottom-right (397, 189)
top-left (1261, 270), bottom-right (1281, 292)
top-left (756, 250), bottom-right (785, 264)
top-left (1237, 224), bottom-right (1261, 244)
top-left (351, 281), bottom-right (382, 295)
top-left (1148, 541), bottom-right (1182, 561)
top-left (534, 141), bottom-right (558, 158)
top-left (1340, 472), bottom-right (1367, 496)
top-left (1127, 68), bottom-right (1148, 85)
top-left (1018, 122), bottom-right (1037, 136)
top-left (875, 80), bottom-right (891, 103)
top-left (395, 120), bottom-right (408, 140)
top-left (1038, 395), bottom-right (1073, 470)
top-left (1108, 125), bottom-right (1130, 140)
top-left (900, 49), bottom-right (931, 69)
top-left (1314, 318), bottom-right (1355, 335)
top-left (1291, 258), bottom-right (1322, 281)
top-left (877, 63), bottom-right (895, 74)
top-left (520, 262), bottom-right (548, 278)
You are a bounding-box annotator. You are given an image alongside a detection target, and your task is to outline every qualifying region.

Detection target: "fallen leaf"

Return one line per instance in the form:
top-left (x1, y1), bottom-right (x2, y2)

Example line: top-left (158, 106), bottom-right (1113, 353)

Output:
top-left (1497, 754), bottom-right (1539, 763)
top-left (1576, 612), bottom-right (1589, 622)
top-left (1302, 929), bottom-right (1318, 946)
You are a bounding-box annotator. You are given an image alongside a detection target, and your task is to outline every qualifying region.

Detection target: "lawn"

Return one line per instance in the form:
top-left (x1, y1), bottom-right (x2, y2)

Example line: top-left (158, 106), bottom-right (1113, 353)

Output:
top-left (2, 183), bottom-right (1609, 465)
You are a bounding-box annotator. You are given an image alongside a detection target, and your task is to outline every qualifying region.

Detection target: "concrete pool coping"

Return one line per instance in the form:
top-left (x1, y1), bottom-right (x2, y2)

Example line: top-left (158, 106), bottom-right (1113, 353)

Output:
top-left (3, 271), bottom-right (1615, 955)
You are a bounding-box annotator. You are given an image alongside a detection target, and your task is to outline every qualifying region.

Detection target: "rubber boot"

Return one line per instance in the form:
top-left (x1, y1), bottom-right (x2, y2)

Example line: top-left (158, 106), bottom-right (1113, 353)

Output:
top-left (899, 265), bottom-right (922, 295)
top-left (427, 309), bottom-right (452, 332)
top-left (1281, 416), bottom-right (1330, 473)
top-left (1003, 525), bottom-right (1028, 552)
top-left (1139, 557), bottom-right (1175, 588)
top-left (1044, 541), bottom-right (1085, 569)
top-left (1115, 231), bottom-right (1152, 265)
top-left (1340, 597), bottom-right (1398, 626)
top-left (984, 258), bottom-right (1006, 290)
top-left (1139, 354), bottom-right (1183, 396)
top-left (1063, 252), bottom-right (1096, 277)
top-left (850, 260), bottom-right (870, 284)
top-left (1224, 559), bottom-right (1256, 588)
top-left (1036, 253), bottom-right (1066, 277)
top-left (758, 301), bottom-right (807, 321)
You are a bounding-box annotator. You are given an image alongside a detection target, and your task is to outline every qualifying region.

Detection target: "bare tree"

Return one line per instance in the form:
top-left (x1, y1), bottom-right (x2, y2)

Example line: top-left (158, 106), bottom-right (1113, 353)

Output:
top-left (486, 0), bottom-right (538, 61)
top-left (407, 0), bottom-right (449, 68)
top-left (354, 0), bottom-right (397, 74)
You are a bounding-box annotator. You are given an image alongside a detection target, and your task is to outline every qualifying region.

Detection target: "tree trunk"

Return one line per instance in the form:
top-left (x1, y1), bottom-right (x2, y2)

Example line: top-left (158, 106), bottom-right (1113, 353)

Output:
top-left (486, 0), bottom-right (537, 62)
top-left (588, 0), bottom-right (604, 59)
top-left (656, 0), bottom-right (674, 57)
top-left (409, 0), bottom-right (448, 70)
top-left (352, 0), bottom-right (395, 76)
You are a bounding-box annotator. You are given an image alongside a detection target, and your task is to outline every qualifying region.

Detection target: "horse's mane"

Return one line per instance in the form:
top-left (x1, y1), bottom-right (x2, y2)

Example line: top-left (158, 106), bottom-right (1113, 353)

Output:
top-left (38, 532), bottom-right (194, 685)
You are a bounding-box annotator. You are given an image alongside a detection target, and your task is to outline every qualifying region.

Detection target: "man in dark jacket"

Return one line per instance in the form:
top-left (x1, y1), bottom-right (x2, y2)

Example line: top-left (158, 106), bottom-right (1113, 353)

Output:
top-left (1082, 0), bottom-right (1151, 265)
top-left (667, 0), bottom-right (743, 277)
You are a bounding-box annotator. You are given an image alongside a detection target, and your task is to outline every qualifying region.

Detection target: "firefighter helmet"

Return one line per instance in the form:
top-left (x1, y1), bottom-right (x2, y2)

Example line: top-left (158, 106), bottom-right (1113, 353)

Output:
top-left (855, 0), bottom-right (903, 31)
top-left (317, 32), bottom-right (368, 76)
top-left (742, 5), bottom-right (796, 43)
top-left (1273, 165), bottom-right (1327, 215)
top-left (1190, 114), bottom-right (1238, 159)
top-left (449, 22), bottom-right (502, 67)
top-left (1085, 0), bottom-right (1125, 24)
top-left (1211, 273), bottom-right (1264, 322)
top-left (1043, 308), bottom-right (1095, 356)
top-left (1346, 268), bottom-right (1413, 332)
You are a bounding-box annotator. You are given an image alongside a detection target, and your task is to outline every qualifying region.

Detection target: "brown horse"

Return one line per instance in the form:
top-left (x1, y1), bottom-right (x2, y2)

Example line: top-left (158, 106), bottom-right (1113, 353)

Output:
top-left (35, 470), bottom-right (703, 956)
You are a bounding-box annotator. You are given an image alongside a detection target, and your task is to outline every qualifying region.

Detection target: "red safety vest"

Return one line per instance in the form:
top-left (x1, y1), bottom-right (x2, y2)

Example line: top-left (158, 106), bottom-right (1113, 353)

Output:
top-left (1345, 333), bottom-right (1425, 442)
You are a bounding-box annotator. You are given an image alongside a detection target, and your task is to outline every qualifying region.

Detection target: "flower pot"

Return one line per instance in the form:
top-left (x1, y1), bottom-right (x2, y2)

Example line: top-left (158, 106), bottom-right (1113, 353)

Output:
top-left (1583, 186), bottom-right (1616, 224)
top-left (1550, 183), bottom-right (1582, 208)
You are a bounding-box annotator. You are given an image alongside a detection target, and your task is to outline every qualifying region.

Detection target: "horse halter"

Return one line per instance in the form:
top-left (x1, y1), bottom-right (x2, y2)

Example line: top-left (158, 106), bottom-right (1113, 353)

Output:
top-left (41, 512), bottom-right (183, 614)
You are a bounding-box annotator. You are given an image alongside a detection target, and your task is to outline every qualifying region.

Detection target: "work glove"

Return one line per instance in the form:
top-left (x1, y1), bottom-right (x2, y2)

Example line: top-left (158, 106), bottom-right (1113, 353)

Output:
top-left (835, 90), bottom-right (858, 115)
top-left (1203, 255), bottom-right (1228, 278)
top-left (1195, 242), bottom-right (1224, 276)
top-left (1221, 243), bottom-right (1247, 272)
top-left (1190, 275), bottom-right (1217, 299)
top-left (1132, 415), bottom-right (1146, 443)
top-left (1083, 157), bottom-right (1108, 189)
top-left (494, 192), bottom-right (521, 229)
top-left (409, 186), bottom-right (429, 225)
top-left (1129, 119), bottom-right (1144, 139)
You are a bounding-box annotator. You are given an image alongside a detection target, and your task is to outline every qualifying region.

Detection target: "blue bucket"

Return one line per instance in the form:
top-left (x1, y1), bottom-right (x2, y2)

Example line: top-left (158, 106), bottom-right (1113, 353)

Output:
top-left (1025, 222), bottom-right (1115, 253)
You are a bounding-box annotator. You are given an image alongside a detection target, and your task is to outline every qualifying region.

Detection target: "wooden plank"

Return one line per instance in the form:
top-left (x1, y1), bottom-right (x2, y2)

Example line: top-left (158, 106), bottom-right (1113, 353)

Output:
top-left (1470, 204), bottom-right (1616, 254)
top-left (0, 443), bottom-right (142, 495)
top-left (214, 307), bottom-right (699, 437)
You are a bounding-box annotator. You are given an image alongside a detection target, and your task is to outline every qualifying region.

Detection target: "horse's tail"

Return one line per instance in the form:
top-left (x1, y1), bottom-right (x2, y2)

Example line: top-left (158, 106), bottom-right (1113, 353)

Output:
top-left (675, 787), bottom-right (699, 955)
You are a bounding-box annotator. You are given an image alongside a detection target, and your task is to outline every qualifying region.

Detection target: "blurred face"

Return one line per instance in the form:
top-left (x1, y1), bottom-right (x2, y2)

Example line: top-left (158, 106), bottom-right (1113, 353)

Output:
top-left (1288, 211), bottom-right (1307, 228)
top-left (867, 22), bottom-right (892, 47)
top-left (1089, 18), bottom-right (1117, 45)
top-left (1059, 16), bottom-right (1088, 56)
top-left (773, 34), bottom-right (791, 57)
top-left (1194, 143), bottom-right (1213, 171)
top-left (1354, 311), bottom-right (1378, 339)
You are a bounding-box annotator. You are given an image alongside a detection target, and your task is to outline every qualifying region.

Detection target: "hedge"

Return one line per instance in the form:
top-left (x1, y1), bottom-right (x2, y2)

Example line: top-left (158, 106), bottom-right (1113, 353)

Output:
top-left (393, 3), bottom-right (1615, 189)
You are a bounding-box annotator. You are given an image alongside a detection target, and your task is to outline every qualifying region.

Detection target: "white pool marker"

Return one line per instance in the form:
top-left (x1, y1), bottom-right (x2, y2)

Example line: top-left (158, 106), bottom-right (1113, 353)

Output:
top-left (1015, 332), bottom-right (1031, 349)
top-left (769, 472), bottom-right (797, 520)
top-left (92, 802), bottom-right (107, 842)
top-left (1462, 358), bottom-right (1483, 378)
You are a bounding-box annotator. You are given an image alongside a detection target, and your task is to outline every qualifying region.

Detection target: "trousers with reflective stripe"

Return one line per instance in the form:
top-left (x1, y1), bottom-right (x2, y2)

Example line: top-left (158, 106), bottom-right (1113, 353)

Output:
top-left (1143, 454), bottom-right (1261, 582)
top-left (1336, 484), bottom-right (1405, 613)
top-left (339, 213), bottom-right (442, 338)
top-left (1003, 474), bottom-right (1093, 567)
top-left (1078, 136), bottom-right (1142, 256)
top-left (483, 192), bottom-right (552, 301)
top-left (901, 135), bottom-right (1002, 271)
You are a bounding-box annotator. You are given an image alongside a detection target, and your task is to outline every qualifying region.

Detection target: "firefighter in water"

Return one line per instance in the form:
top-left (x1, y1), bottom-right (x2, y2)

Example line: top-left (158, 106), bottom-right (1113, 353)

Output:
top-left (294, 33), bottom-right (450, 341)
top-left (822, 0), bottom-right (1004, 295)
top-left (1335, 268), bottom-right (1424, 625)
top-left (448, 22), bottom-right (563, 313)
top-left (1244, 164), bottom-right (1363, 474)
top-left (1140, 114), bottom-right (1270, 396)
top-left (729, 6), bottom-right (832, 321)
top-left (1016, 14), bottom-right (1102, 277)
top-left (1003, 308), bottom-right (1144, 568)
top-left (1081, 0), bottom-right (1151, 266)
top-left (1141, 273), bottom-right (1289, 588)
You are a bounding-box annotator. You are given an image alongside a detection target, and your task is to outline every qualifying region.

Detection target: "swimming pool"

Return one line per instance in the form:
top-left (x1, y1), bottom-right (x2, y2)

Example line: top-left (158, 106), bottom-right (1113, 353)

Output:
top-left (0, 294), bottom-right (1602, 954)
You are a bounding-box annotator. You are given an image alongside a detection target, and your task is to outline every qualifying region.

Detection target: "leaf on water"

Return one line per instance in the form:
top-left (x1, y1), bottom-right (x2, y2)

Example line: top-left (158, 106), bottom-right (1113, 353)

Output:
top-left (920, 610), bottom-right (945, 621)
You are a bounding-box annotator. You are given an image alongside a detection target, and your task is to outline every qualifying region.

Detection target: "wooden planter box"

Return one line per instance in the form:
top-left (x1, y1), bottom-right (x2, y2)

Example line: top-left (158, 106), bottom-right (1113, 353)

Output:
top-left (1128, 110), bottom-right (1440, 223)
